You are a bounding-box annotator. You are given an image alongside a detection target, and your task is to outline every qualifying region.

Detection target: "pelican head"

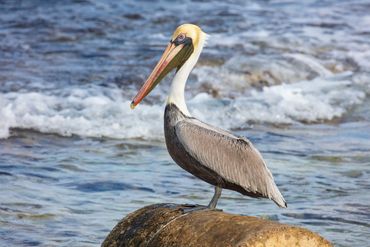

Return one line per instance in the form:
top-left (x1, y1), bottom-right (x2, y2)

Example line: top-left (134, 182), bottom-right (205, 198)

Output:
top-left (130, 24), bottom-right (206, 109)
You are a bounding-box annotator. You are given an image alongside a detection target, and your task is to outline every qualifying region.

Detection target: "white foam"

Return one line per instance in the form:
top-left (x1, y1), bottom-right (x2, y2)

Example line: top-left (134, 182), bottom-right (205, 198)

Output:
top-left (192, 53), bottom-right (337, 98)
top-left (0, 73), bottom-right (365, 140)
top-left (286, 53), bottom-right (333, 77)
top-left (0, 86), bottom-right (164, 140)
top-left (189, 73), bottom-right (366, 128)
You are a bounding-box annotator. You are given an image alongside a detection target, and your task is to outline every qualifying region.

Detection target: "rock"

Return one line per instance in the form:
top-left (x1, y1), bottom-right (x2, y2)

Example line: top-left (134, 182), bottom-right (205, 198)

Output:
top-left (102, 203), bottom-right (332, 247)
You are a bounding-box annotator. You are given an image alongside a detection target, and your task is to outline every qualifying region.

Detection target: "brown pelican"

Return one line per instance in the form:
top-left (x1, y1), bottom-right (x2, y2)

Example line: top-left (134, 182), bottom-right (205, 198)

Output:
top-left (130, 24), bottom-right (287, 209)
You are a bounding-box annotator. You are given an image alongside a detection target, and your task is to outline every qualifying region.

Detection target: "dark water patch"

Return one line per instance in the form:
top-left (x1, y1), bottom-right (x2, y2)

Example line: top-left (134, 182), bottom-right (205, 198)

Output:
top-left (0, 206), bottom-right (23, 214)
top-left (324, 188), bottom-right (348, 197)
top-left (58, 230), bottom-right (79, 238)
top-left (303, 221), bottom-right (331, 226)
top-left (6, 18), bottom-right (54, 30)
top-left (283, 213), bottom-right (370, 228)
top-left (66, 207), bottom-right (95, 215)
top-left (36, 166), bottom-right (61, 173)
top-left (123, 13), bottom-right (143, 20)
top-left (165, 190), bottom-right (180, 195)
top-left (21, 172), bottom-right (59, 182)
top-left (265, 131), bottom-right (298, 139)
top-left (335, 204), bottom-right (370, 219)
top-left (73, 181), bottom-right (155, 193)
top-left (1, 202), bottom-right (42, 210)
top-left (305, 21), bottom-right (350, 29)
top-left (264, 150), bottom-right (308, 157)
top-left (58, 163), bottom-right (86, 172)
top-left (0, 171), bottom-right (13, 176)
top-left (22, 239), bottom-right (42, 247)
top-left (7, 129), bottom-right (83, 145)
top-left (0, 165), bottom-right (21, 170)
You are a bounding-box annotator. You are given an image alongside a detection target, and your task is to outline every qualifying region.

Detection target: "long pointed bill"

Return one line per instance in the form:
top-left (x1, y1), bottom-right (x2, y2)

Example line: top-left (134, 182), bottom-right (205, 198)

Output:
top-left (130, 41), bottom-right (193, 109)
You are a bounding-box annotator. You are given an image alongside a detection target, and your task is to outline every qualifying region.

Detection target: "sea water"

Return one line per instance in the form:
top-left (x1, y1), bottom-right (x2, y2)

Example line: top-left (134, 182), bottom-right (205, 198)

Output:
top-left (0, 0), bottom-right (369, 246)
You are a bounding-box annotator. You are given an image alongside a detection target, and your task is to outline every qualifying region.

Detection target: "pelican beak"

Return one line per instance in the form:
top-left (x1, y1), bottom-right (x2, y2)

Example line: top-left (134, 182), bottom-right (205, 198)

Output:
top-left (130, 40), bottom-right (193, 109)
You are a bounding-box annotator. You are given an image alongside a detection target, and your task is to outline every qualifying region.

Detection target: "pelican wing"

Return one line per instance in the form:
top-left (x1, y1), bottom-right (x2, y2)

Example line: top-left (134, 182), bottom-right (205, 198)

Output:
top-left (175, 118), bottom-right (286, 207)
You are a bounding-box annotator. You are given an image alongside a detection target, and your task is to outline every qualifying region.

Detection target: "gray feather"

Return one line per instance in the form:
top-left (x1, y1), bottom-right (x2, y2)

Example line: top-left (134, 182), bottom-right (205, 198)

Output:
top-left (175, 117), bottom-right (287, 208)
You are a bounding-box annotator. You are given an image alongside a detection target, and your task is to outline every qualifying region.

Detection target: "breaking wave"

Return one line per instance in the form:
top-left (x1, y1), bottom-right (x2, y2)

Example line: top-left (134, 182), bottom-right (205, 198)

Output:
top-left (0, 72), bottom-right (365, 140)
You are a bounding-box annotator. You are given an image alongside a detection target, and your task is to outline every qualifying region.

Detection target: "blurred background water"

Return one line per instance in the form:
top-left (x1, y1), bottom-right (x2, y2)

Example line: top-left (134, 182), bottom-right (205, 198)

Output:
top-left (0, 0), bottom-right (369, 246)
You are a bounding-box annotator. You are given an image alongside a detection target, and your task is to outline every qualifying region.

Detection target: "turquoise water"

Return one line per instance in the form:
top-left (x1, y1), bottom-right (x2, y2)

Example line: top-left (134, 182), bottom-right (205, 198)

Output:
top-left (0, 0), bottom-right (370, 246)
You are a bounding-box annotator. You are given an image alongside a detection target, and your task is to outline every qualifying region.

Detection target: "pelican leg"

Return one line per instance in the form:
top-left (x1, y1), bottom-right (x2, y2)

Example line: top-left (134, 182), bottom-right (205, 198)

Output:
top-left (208, 186), bottom-right (222, 209)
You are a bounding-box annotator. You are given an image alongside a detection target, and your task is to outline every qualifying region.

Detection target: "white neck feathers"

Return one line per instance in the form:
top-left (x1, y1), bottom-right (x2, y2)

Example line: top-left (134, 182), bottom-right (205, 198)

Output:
top-left (167, 32), bottom-right (207, 116)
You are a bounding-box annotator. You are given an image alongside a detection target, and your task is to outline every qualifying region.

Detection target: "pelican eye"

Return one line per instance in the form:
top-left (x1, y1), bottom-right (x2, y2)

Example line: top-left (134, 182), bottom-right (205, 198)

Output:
top-left (177, 34), bottom-right (186, 42)
top-left (171, 33), bottom-right (191, 46)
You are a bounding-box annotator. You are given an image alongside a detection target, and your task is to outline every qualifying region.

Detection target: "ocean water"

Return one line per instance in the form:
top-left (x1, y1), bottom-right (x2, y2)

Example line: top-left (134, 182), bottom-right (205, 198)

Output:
top-left (0, 0), bottom-right (369, 246)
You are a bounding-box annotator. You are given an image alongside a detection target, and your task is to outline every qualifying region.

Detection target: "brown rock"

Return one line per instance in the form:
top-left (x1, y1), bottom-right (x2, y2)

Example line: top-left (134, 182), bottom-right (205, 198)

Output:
top-left (102, 203), bottom-right (332, 247)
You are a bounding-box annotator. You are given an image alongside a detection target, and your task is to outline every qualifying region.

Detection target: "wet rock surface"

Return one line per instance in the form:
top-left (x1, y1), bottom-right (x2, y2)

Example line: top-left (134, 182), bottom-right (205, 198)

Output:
top-left (102, 203), bottom-right (332, 247)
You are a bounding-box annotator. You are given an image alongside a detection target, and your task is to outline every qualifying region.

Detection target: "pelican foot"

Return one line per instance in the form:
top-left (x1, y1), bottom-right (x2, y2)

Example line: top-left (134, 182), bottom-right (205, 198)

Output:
top-left (180, 204), bottom-right (208, 213)
top-left (207, 207), bottom-right (223, 212)
top-left (179, 204), bottom-right (223, 213)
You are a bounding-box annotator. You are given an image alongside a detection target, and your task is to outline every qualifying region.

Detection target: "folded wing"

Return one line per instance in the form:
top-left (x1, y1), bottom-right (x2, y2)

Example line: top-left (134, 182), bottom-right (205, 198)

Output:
top-left (175, 118), bottom-right (286, 207)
